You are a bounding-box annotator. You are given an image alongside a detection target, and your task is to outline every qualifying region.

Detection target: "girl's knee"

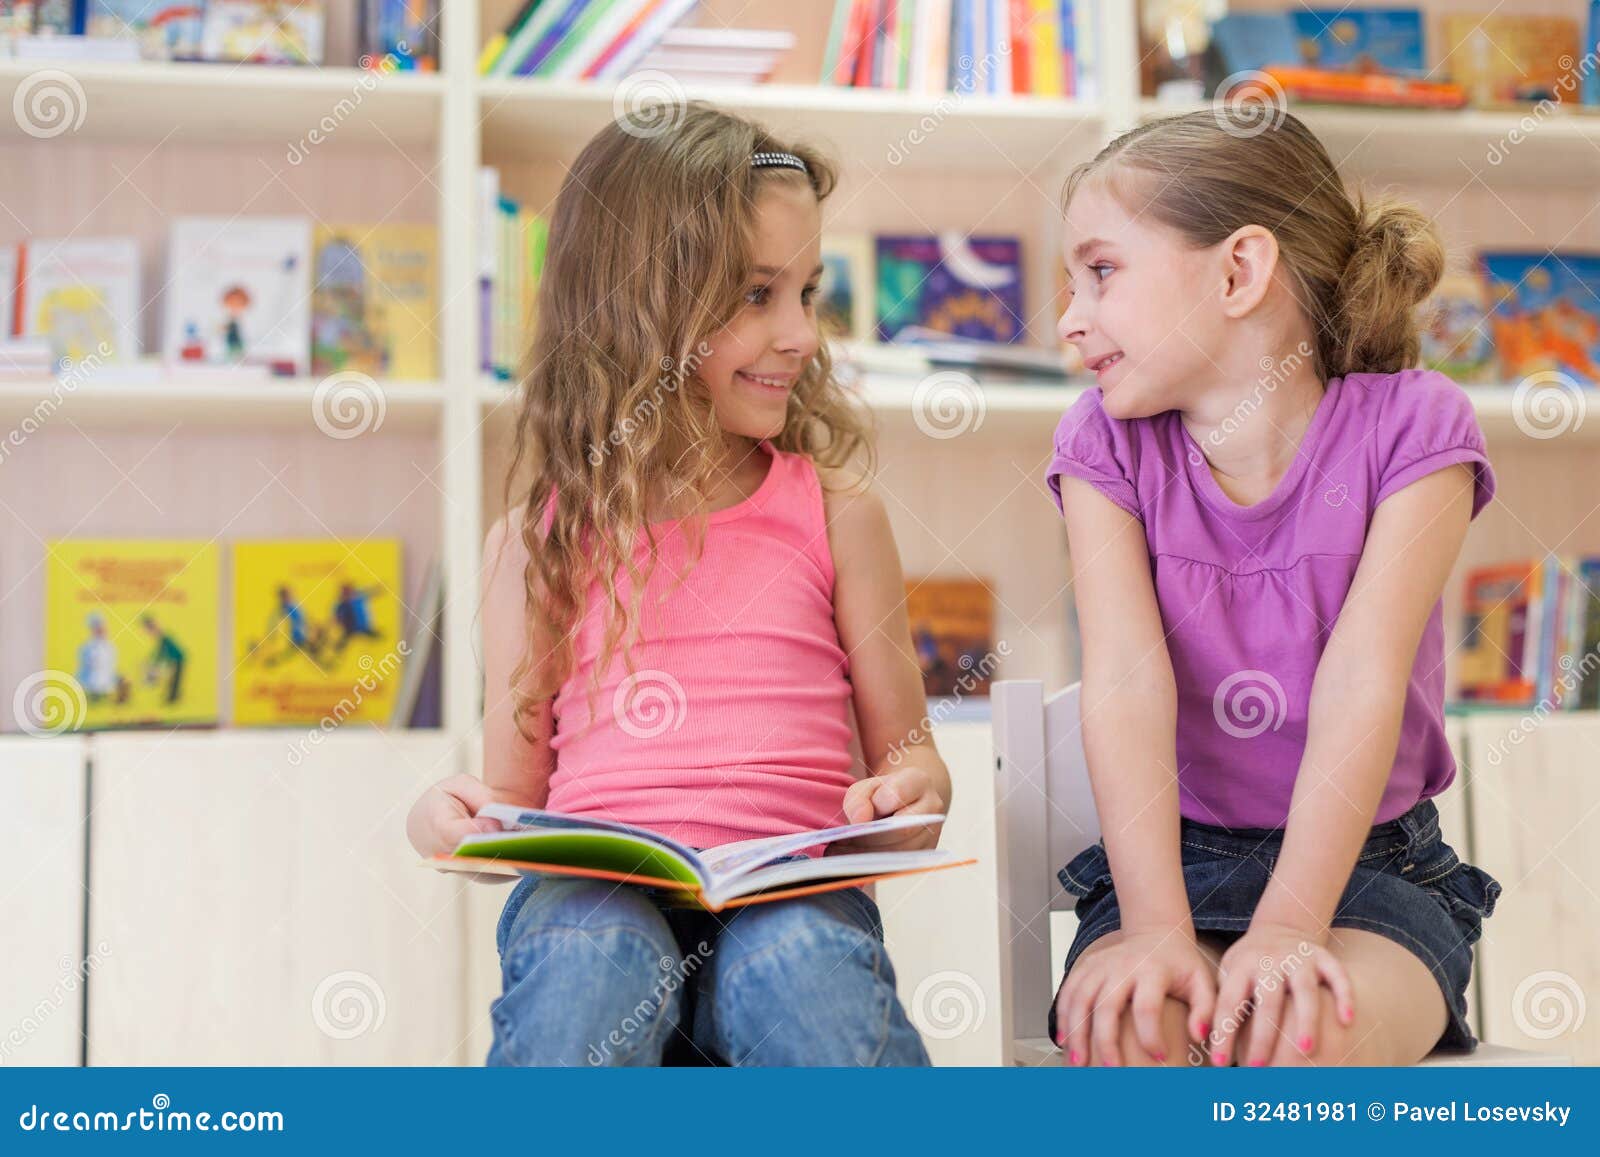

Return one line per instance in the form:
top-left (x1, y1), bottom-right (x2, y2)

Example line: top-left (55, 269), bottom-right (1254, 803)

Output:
top-left (1093, 996), bottom-right (1196, 1067)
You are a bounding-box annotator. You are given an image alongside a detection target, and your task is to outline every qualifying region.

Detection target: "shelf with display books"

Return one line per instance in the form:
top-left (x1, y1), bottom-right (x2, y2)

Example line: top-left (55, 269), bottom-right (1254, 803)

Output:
top-left (477, 77), bottom-right (1103, 171)
top-left (1138, 97), bottom-right (1600, 190)
top-left (0, 59), bottom-right (446, 147)
top-left (0, 372), bottom-right (446, 433)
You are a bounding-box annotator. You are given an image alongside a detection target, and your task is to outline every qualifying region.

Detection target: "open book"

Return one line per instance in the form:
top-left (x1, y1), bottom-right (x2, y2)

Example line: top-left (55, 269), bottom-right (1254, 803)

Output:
top-left (424, 805), bottom-right (975, 912)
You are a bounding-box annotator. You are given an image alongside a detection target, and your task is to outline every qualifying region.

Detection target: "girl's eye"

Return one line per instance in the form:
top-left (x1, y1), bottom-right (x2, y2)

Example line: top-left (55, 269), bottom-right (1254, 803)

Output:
top-left (745, 285), bottom-right (771, 306)
top-left (1091, 262), bottom-right (1113, 281)
top-left (801, 285), bottom-right (819, 307)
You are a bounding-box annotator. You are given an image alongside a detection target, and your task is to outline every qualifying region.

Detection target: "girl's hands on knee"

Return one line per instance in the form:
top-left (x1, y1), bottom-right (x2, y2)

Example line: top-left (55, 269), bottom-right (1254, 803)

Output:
top-left (1211, 922), bottom-right (1355, 1067)
top-left (406, 773), bottom-right (514, 859)
top-left (1055, 932), bottom-right (1216, 1066)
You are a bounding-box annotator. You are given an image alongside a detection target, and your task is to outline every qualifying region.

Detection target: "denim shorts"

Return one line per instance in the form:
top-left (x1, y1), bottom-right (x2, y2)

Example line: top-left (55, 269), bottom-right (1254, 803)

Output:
top-left (1048, 797), bottom-right (1501, 1054)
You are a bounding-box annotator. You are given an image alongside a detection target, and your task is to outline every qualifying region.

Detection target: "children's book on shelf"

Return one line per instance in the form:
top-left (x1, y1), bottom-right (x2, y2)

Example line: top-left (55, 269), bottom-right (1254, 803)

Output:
top-left (876, 234), bottom-right (1024, 344)
top-left (635, 26), bottom-right (795, 86)
top-left (1290, 8), bottom-right (1425, 75)
top-left (17, 237), bottom-right (140, 370)
top-left (200, 0), bottom-right (325, 65)
top-left (231, 539), bottom-right (404, 727)
top-left (388, 555), bottom-right (442, 728)
top-left (481, 0), bottom-right (704, 80)
top-left (1480, 252), bottom-right (1600, 384)
top-left (1421, 272), bottom-right (1497, 385)
top-left (478, 170), bottom-right (548, 381)
top-left (818, 235), bottom-right (875, 343)
top-left (906, 577), bottom-right (997, 698)
top-left (429, 806), bottom-right (972, 912)
top-left (1457, 562), bottom-right (1539, 705)
top-left (44, 539), bottom-right (220, 729)
top-left (358, 0), bottom-right (439, 70)
top-left (311, 224), bottom-right (439, 381)
top-left (823, 0), bottom-right (1086, 97)
top-left (1440, 13), bottom-right (1579, 107)
top-left (86, 1), bottom-right (205, 59)
top-left (164, 217), bottom-right (312, 377)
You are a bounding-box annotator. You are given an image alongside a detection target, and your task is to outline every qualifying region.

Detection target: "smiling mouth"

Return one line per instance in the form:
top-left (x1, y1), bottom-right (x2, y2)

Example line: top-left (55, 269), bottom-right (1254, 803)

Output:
top-left (1086, 352), bottom-right (1124, 372)
top-left (737, 370), bottom-right (795, 388)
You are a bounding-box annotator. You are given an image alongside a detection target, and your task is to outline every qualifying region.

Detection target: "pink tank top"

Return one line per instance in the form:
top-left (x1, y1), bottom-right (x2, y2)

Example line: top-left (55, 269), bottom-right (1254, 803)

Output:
top-left (545, 440), bottom-right (856, 849)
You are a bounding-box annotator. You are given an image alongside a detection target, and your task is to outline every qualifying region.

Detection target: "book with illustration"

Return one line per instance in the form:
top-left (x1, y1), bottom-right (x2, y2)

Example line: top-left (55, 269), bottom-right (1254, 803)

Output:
top-left (165, 217), bottom-right (312, 376)
top-left (17, 237), bottom-right (140, 369)
top-left (1440, 13), bottom-right (1579, 107)
top-left (1421, 272), bottom-right (1497, 384)
top-left (876, 234), bottom-right (1025, 344)
top-left (905, 577), bottom-right (998, 698)
top-left (43, 539), bottom-right (220, 729)
top-left (200, 0), bottom-right (325, 65)
top-left (86, 1), bottom-right (206, 59)
top-left (1479, 251), bottom-right (1600, 383)
top-left (429, 806), bottom-right (972, 912)
top-left (311, 223), bottom-right (439, 381)
top-left (231, 539), bottom-right (404, 726)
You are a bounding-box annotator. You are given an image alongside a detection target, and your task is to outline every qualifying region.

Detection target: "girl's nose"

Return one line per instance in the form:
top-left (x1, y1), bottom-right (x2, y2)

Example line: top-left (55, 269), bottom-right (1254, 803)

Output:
top-left (1057, 302), bottom-right (1088, 346)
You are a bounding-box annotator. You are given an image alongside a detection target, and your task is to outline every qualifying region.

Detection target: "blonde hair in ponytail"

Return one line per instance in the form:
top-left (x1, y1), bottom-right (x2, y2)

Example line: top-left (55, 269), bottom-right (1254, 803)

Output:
top-left (1060, 109), bottom-right (1445, 381)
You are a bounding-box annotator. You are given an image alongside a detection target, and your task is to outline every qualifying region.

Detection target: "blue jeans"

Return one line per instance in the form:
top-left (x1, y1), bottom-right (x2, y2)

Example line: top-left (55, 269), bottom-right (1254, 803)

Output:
top-left (486, 862), bottom-right (931, 1067)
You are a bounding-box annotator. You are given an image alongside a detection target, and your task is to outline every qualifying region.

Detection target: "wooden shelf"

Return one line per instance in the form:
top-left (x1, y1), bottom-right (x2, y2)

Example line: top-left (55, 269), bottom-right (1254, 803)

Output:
top-left (0, 375), bottom-right (446, 432)
top-left (1140, 97), bottom-right (1600, 187)
top-left (0, 60), bottom-right (445, 147)
top-left (480, 79), bottom-right (1104, 171)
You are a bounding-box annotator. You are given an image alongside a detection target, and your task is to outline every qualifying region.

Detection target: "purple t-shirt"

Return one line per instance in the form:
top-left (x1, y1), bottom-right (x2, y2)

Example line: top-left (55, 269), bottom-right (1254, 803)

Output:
top-left (1045, 369), bottom-right (1495, 829)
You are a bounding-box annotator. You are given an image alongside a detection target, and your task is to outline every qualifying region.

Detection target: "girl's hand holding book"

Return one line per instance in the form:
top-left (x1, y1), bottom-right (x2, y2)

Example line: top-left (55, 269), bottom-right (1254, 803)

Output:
top-left (829, 765), bottom-right (949, 854)
top-left (406, 772), bottom-right (533, 861)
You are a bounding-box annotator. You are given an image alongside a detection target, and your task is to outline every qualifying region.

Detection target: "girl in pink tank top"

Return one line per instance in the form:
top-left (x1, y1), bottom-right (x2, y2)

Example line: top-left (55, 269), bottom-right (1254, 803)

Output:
top-left (407, 106), bottom-right (951, 1067)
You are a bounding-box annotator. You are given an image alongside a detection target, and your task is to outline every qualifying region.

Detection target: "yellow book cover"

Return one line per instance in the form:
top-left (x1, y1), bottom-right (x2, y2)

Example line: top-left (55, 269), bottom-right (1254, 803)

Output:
top-left (310, 224), bottom-right (438, 381)
top-left (43, 540), bottom-right (220, 729)
top-left (232, 540), bottom-right (405, 726)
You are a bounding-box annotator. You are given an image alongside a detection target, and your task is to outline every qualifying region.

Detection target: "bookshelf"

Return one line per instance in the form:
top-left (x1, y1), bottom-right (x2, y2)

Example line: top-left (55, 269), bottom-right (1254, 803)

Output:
top-left (5, 0), bottom-right (1600, 738)
top-left (2, 0), bottom-right (1597, 1069)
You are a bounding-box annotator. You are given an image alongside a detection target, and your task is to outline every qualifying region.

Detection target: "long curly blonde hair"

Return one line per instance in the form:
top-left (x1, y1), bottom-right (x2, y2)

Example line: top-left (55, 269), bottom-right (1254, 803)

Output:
top-left (499, 103), bottom-right (875, 740)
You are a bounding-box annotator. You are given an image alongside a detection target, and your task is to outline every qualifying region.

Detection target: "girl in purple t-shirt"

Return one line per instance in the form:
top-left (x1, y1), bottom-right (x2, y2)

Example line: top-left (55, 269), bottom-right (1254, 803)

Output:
top-left (1044, 109), bottom-right (1501, 1068)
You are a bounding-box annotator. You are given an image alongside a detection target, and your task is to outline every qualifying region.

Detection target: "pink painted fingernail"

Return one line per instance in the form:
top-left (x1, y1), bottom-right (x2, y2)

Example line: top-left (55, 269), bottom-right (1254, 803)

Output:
top-left (1212, 1050), bottom-right (1226, 1066)
top-left (1152, 1050), bottom-right (1167, 1063)
top-left (1340, 1005), bottom-right (1354, 1025)
top-left (1251, 1058), bottom-right (1266, 1067)
top-left (1298, 1035), bottom-right (1314, 1052)
top-left (1069, 1049), bottom-right (1081, 1065)
top-left (1199, 1021), bottom-right (1212, 1037)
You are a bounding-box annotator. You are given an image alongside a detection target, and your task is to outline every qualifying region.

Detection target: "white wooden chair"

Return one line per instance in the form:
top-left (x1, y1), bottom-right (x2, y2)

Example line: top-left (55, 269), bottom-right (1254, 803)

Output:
top-left (991, 679), bottom-right (1568, 1067)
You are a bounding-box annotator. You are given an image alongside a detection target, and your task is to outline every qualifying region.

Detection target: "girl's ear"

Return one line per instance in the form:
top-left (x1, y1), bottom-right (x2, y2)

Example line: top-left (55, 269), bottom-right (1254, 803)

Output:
top-left (1216, 225), bottom-right (1279, 319)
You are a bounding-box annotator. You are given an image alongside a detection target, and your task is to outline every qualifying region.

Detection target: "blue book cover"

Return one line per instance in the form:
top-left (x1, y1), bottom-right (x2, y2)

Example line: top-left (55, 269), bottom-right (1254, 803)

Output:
top-left (951, 0), bottom-right (976, 93)
top-left (1586, 2), bottom-right (1600, 105)
top-left (876, 234), bottom-right (1025, 344)
top-left (1291, 8), bottom-right (1426, 75)
top-left (1210, 13), bottom-right (1303, 74)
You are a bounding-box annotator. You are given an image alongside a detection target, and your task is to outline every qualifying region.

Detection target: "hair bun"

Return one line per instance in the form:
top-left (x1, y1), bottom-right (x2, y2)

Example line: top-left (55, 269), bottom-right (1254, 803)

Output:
top-left (1332, 194), bottom-right (1445, 374)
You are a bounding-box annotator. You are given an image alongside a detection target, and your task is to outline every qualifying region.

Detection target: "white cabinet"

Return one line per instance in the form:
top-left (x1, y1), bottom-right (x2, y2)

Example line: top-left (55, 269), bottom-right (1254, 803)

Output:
top-left (85, 731), bottom-right (475, 1064)
top-left (1461, 713), bottom-right (1600, 1065)
top-left (0, 737), bottom-right (88, 1066)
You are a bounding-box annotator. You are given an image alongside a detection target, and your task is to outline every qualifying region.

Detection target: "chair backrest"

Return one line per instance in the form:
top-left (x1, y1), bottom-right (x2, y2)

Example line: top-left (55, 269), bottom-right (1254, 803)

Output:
top-left (991, 679), bottom-right (1100, 1045)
